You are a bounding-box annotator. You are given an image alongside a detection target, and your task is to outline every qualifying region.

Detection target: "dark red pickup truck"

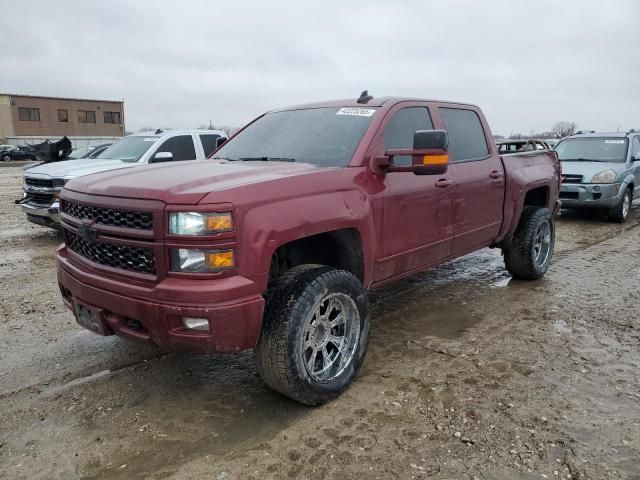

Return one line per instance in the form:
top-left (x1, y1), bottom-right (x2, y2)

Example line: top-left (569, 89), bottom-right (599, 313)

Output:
top-left (57, 94), bottom-right (560, 405)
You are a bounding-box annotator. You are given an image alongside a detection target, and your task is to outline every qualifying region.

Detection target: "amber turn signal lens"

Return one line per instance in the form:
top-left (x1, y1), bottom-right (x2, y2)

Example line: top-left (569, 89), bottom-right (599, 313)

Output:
top-left (206, 250), bottom-right (235, 269)
top-left (205, 213), bottom-right (233, 232)
top-left (422, 154), bottom-right (449, 165)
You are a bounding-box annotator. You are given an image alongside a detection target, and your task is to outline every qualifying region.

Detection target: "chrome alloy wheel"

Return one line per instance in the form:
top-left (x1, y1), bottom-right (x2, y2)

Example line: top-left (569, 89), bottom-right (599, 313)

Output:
top-left (533, 220), bottom-right (552, 267)
top-left (302, 293), bottom-right (360, 383)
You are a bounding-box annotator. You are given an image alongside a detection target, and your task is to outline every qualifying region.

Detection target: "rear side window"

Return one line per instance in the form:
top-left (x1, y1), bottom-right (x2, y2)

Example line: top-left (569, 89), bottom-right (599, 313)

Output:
top-left (383, 107), bottom-right (434, 166)
top-left (200, 134), bottom-right (221, 157)
top-left (156, 135), bottom-right (196, 161)
top-left (440, 108), bottom-right (489, 162)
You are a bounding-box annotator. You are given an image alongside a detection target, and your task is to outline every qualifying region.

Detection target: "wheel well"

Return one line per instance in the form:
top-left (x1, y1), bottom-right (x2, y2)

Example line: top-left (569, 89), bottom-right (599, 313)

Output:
top-left (523, 186), bottom-right (549, 207)
top-left (268, 228), bottom-right (364, 287)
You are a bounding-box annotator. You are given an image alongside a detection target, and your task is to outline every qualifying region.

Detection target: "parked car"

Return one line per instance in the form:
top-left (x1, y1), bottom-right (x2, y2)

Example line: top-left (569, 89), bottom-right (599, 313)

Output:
top-left (1, 145), bottom-right (37, 162)
top-left (556, 130), bottom-right (640, 222)
top-left (67, 143), bottom-right (113, 160)
top-left (496, 138), bottom-right (551, 154)
top-left (56, 94), bottom-right (560, 405)
top-left (18, 129), bottom-right (226, 228)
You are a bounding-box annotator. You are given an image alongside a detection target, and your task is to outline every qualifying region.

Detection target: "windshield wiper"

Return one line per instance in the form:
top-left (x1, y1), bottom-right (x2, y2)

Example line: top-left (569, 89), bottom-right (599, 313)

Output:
top-left (562, 158), bottom-right (608, 162)
top-left (236, 156), bottom-right (296, 162)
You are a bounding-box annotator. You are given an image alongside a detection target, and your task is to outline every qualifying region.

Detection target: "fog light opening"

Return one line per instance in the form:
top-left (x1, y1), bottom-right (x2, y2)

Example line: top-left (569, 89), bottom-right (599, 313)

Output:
top-left (182, 317), bottom-right (209, 331)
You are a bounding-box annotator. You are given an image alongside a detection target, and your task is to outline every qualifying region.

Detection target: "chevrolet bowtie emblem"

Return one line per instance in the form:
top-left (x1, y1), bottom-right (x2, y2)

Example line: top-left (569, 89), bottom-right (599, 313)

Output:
top-left (78, 222), bottom-right (98, 242)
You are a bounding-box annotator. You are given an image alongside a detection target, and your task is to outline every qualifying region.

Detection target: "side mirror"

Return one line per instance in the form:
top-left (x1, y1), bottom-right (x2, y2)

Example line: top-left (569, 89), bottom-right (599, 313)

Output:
top-left (378, 130), bottom-right (449, 175)
top-left (633, 152), bottom-right (640, 161)
top-left (150, 151), bottom-right (173, 163)
top-left (216, 137), bottom-right (228, 149)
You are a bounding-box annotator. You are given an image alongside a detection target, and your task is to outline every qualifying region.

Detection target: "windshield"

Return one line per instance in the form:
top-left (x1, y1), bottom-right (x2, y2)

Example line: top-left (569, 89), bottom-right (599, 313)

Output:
top-left (68, 147), bottom-right (90, 159)
top-left (96, 136), bottom-right (159, 162)
top-left (555, 137), bottom-right (628, 163)
top-left (213, 107), bottom-right (377, 167)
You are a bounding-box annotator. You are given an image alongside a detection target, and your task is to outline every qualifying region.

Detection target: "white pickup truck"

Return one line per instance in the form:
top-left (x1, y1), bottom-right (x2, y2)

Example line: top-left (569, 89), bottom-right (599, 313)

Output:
top-left (18, 129), bottom-right (227, 228)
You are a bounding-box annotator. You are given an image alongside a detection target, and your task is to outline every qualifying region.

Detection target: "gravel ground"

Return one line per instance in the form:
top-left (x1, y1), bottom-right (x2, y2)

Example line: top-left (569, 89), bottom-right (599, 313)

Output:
top-left (0, 165), bottom-right (638, 479)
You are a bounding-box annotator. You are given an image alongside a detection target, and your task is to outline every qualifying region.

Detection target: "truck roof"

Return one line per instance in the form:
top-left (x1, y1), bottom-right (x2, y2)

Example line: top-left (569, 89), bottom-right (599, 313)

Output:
top-left (270, 96), bottom-right (480, 112)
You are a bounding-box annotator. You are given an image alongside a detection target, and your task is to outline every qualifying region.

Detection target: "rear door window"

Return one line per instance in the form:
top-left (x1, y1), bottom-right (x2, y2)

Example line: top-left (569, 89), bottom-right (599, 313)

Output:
top-left (200, 134), bottom-right (221, 157)
top-left (156, 135), bottom-right (196, 161)
top-left (383, 107), bottom-right (434, 166)
top-left (440, 108), bottom-right (489, 162)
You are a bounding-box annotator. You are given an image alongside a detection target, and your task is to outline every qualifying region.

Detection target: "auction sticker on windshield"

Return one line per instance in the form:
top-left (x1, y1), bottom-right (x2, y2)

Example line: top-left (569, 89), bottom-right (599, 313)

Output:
top-left (604, 140), bottom-right (625, 144)
top-left (336, 108), bottom-right (376, 117)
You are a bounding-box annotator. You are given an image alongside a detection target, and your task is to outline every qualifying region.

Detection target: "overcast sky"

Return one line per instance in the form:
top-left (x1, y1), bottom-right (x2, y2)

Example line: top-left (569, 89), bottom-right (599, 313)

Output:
top-left (1, 0), bottom-right (638, 135)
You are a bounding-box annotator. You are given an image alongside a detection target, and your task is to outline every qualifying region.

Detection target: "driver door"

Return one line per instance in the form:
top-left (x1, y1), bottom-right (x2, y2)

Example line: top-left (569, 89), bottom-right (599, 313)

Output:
top-left (374, 105), bottom-right (454, 282)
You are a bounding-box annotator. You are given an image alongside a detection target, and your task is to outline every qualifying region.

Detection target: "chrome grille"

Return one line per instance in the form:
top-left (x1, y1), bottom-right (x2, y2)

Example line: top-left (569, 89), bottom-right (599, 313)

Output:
top-left (25, 177), bottom-right (55, 189)
top-left (61, 200), bottom-right (153, 230)
top-left (65, 230), bottom-right (156, 274)
top-left (26, 192), bottom-right (54, 206)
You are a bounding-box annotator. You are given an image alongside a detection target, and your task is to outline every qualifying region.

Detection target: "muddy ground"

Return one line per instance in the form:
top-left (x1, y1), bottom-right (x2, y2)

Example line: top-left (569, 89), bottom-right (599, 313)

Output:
top-left (0, 164), bottom-right (638, 480)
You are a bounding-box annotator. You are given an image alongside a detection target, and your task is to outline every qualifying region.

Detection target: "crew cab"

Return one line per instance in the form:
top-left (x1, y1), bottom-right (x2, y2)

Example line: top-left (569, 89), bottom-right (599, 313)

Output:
top-left (56, 94), bottom-right (560, 405)
top-left (556, 130), bottom-right (640, 222)
top-left (18, 129), bottom-right (226, 228)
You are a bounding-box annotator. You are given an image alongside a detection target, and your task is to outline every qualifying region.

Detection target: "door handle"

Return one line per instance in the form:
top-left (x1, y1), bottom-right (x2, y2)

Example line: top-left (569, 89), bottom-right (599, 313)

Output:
top-left (489, 170), bottom-right (503, 179)
top-left (435, 179), bottom-right (453, 188)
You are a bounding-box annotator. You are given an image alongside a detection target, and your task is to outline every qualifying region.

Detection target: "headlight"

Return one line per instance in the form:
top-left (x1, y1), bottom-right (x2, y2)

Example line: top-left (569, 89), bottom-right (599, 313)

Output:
top-left (168, 211), bottom-right (233, 235)
top-left (170, 248), bottom-right (235, 273)
top-left (591, 170), bottom-right (616, 184)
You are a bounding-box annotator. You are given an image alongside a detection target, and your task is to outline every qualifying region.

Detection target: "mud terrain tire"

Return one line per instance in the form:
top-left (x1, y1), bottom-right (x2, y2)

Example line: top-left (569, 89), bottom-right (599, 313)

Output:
top-left (504, 207), bottom-right (555, 280)
top-left (255, 265), bottom-right (370, 406)
top-left (608, 187), bottom-right (632, 223)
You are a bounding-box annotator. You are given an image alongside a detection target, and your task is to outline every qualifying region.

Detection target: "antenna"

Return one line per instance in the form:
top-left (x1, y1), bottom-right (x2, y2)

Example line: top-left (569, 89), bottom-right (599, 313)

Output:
top-left (357, 90), bottom-right (373, 104)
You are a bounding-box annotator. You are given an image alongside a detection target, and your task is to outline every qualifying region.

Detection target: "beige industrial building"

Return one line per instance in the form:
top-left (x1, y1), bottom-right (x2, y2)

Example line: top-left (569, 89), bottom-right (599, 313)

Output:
top-left (0, 93), bottom-right (125, 143)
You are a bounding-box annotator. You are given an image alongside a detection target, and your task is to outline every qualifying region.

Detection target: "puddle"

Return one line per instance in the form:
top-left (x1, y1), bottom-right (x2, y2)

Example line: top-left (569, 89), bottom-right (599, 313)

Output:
top-left (370, 302), bottom-right (481, 361)
top-left (74, 353), bottom-right (310, 479)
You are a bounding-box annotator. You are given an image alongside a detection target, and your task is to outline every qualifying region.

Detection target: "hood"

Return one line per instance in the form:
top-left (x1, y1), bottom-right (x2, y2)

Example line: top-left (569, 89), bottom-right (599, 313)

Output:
top-left (65, 159), bottom-right (327, 204)
top-left (560, 161), bottom-right (626, 182)
top-left (24, 158), bottom-right (139, 179)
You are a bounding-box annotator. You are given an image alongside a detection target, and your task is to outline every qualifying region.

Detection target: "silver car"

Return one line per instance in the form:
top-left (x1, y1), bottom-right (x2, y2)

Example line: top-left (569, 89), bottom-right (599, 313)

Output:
top-left (557, 130), bottom-right (640, 222)
top-left (19, 129), bottom-right (227, 228)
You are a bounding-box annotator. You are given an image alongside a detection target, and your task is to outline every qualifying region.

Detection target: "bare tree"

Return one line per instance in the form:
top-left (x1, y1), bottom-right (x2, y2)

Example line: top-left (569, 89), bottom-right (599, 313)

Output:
top-left (552, 121), bottom-right (577, 137)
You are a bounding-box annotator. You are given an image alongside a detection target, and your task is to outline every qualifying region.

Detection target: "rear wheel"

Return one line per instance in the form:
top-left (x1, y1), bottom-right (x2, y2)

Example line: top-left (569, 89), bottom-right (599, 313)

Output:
top-left (2, 155), bottom-right (10, 162)
top-left (504, 207), bottom-right (555, 280)
top-left (608, 187), bottom-right (632, 223)
top-left (255, 265), bottom-right (370, 406)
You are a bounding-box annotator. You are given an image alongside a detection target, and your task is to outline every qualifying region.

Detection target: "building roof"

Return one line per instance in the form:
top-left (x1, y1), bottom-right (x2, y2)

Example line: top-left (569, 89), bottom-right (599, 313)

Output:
top-left (1, 93), bottom-right (123, 104)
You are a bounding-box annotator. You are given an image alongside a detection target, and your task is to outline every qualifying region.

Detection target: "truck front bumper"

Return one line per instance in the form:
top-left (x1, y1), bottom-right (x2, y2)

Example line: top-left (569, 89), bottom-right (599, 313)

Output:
top-left (21, 200), bottom-right (61, 229)
top-left (559, 182), bottom-right (623, 209)
top-left (56, 247), bottom-right (265, 354)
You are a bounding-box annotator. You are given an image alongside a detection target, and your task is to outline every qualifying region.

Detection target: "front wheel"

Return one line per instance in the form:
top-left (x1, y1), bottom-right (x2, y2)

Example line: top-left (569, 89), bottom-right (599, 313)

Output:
top-left (2, 155), bottom-right (10, 162)
top-left (255, 265), bottom-right (370, 406)
top-left (504, 207), bottom-right (555, 280)
top-left (608, 187), bottom-right (632, 223)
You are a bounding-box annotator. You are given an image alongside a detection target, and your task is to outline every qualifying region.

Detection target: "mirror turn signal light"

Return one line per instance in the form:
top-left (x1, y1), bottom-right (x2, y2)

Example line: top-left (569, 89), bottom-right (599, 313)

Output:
top-left (422, 154), bottom-right (449, 165)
